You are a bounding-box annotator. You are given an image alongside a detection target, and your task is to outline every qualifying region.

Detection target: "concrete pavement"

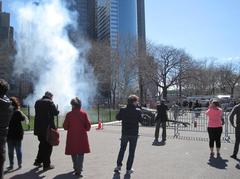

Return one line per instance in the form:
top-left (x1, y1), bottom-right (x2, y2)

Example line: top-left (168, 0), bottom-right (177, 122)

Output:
top-left (4, 125), bottom-right (240, 179)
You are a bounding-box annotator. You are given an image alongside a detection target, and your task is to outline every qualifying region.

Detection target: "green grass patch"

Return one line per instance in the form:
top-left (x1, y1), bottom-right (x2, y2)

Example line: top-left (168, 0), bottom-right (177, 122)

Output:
top-left (21, 107), bottom-right (119, 131)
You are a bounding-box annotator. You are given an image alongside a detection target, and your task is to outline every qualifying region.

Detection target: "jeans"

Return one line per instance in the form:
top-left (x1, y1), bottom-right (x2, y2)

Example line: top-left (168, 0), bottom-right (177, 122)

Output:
top-left (207, 127), bottom-right (222, 148)
top-left (0, 138), bottom-right (6, 179)
top-left (7, 139), bottom-right (22, 167)
top-left (233, 129), bottom-right (240, 156)
top-left (117, 135), bottom-right (138, 170)
top-left (71, 154), bottom-right (84, 173)
top-left (35, 135), bottom-right (53, 168)
top-left (154, 120), bottom-right (166, 141)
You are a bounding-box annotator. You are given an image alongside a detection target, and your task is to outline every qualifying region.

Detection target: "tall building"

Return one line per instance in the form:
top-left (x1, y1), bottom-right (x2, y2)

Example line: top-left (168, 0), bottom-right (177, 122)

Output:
top-left (137, 0), bottom-right (146, 52)
top-left (67, 0), bottom-right (97, 40)
top-left (97, 0), bottom-right (139, 50)
top-left (0, 1), bottom-right (14, 85)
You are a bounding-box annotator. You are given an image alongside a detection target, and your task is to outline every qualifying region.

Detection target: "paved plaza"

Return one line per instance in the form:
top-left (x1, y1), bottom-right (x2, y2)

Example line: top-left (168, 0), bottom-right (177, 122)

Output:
top-left (4, 124), bottom-right (240, 179)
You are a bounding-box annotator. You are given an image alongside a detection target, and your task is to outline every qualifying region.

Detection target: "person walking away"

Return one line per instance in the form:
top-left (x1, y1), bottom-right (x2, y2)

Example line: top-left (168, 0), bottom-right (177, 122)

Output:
top-left (7, 97), bottom-right (29, 170)
top-left (206, 100), bottom-right (223, 157)
top-left (193, 100), bottom-right (201, 118)
top-left (33, 91), bottom-right (59, 170)
top-left (0, 79), bottom-right (13, 179)
top-left (171, 102), bottom-right (180, 121)
top-left (114, 95), bottom-right (143, 175)
top-left (229, 102), bottom-right (240, 159)
top-left (63, 97), bottom-right (91, 177)
top-left (153, 100), bottom-right (169, 145)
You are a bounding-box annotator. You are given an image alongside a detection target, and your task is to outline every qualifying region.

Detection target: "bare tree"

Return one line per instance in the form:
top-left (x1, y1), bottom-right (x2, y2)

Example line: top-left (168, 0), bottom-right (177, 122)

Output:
top-left (146, 44), bottom-right (190, 99)
top-left (218, 62), bottom-right (240, 97)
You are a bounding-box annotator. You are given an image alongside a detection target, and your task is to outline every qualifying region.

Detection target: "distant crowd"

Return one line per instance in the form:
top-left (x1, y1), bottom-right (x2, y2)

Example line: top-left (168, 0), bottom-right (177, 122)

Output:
top-left (1, 78), bottom-right (240, 179)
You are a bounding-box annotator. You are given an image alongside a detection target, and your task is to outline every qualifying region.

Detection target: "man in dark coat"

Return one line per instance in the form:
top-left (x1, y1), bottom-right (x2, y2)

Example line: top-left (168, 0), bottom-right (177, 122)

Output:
top-left (33, 91), bottom-right (59, 170)
top-left (0, 79), bottom-right (13, 179)
top-left (153, 99), bottom-right (169, 145)
top-left (229, 103), bottom-right (240, 159)
top-left (114, 95), bottom-right (143, 175)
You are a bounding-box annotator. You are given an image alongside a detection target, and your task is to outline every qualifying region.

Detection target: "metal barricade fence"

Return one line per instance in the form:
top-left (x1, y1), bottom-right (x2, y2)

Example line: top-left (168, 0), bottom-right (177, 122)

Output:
top-left (167, 108), bottom-right (235, 141)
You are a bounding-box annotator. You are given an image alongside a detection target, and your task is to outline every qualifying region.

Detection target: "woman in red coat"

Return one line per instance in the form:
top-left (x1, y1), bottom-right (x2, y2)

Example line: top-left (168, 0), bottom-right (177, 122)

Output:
top-left (63, 97), bottom-right (91, 177)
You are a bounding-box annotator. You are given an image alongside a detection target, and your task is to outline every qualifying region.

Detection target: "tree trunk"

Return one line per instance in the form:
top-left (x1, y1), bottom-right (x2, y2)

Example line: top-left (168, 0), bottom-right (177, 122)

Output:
top-left (230, 86), bottom-right (234, 98)
top-left (162, 87), bottom-right (168, 100)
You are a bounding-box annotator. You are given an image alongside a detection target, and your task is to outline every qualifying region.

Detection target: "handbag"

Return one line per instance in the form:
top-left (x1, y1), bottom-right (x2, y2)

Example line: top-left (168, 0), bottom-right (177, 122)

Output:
top-left (46, 127), bottom-right (60, 146)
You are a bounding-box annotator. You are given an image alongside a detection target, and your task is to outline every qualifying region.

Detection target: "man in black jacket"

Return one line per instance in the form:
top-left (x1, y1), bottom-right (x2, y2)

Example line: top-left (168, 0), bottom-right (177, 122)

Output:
top-left (0, 79), bottom-right (13, 179)
top-left (229, 103), bottom-right (240, 159)
top-left (114, 95), bottom-right (143, 175)
top-left (33, 91), bottom-right (59, 170)
top-left (153, 100), bottom-right (169, 145)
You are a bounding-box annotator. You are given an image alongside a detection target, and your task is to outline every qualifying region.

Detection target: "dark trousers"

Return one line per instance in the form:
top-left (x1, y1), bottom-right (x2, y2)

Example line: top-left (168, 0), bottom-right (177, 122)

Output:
top-left (117, 135), bottom-right (138, 170)
top-left (233, 129), bottom-right (240, 156)
top-left (0, 138), bottom-right (6, 179)
top-left (7, 139), bottom-right (22, 166)
top-left (207, 127), bottom-right (222, 148)
top-left (155, 120), bottom-right (166, 141)
top-left (35, 135), bottom-right (52, 167)
top-left (71, 154), bottom-right (84, 173)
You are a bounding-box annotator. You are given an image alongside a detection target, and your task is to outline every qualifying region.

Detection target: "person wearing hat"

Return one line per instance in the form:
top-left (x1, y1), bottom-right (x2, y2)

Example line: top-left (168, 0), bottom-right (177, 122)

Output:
top-left (153, 99), bottom-right (169, 145)
top-left (63, 97), bottom-right (91, 177)
top-left (33, 91), bottom-right (59, 170)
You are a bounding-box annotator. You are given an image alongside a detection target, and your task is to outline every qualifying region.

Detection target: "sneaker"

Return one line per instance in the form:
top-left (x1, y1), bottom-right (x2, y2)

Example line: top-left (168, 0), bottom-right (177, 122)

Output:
top-left (126, 169), bottom-right (134, 175)
top-left (43, 165), bottom-right (55, 171)
top-left (74, 172), bottom-right (83, 178)
top-left (114, 166), bottom-right (121, 173)
top-left (33, 162), bottom-right (42, 167)
top-left (210, 152), bottom-right (215, 157)
top-left (217, 153), bottom-right (221, 158)
top-left (152, 139), bottom-right (159, 145)
top-left (230, 154), bottom-right (237, 159)
top-left (18, 164), bottom-right (22, 169)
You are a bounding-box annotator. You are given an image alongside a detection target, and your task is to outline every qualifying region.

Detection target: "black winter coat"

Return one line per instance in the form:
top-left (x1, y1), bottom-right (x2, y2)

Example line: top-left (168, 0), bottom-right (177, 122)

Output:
top-left (156, 104), bottom-right (168, 122)
top-left (7, 109), bottom-right (25, 140)
top-left (116, 104), bottom-right (143, 136)
top-left (0, 95), bottom-right (13, 138)
top-left (34, 96), bottom-right (59, 137)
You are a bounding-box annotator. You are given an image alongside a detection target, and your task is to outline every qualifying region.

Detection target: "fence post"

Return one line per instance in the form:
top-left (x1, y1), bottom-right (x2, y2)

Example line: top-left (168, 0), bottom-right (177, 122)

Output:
top-left (224, 111), bottom-right (230, 142)
top-left (56, 105), bottom-right (59, 128)
top-left (27, 105), bottom-right (30, 131)
top-left (108, 98), bottom-right (111, 121)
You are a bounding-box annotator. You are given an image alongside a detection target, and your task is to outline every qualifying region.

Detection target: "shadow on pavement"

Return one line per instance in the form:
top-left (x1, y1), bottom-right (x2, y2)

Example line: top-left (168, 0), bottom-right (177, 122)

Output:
top-left (8, 168), bottom-right (45, 179)
top-left (152, 141), bottom-right (166, 146)
top-left (53, 171), bottom-right (76, 179)
top-left (207, 156), bottom-right (228, 169)
top-left (4, 167), bottom-right (21, 174)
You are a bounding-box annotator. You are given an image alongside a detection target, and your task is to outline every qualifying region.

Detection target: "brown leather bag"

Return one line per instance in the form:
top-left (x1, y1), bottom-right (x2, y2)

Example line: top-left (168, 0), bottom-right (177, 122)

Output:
top-left (46, 127), bottom-right (60, 146)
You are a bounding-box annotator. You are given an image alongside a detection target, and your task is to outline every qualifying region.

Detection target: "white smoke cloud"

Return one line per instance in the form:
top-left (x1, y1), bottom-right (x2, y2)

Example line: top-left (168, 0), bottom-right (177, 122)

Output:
top-left (12, 0), bottom-right (96, 112)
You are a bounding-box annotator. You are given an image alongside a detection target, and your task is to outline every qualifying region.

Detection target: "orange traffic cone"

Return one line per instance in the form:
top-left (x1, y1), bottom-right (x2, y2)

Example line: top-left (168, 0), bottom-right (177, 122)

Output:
top-left (96, 119), bottom-right (103, 130)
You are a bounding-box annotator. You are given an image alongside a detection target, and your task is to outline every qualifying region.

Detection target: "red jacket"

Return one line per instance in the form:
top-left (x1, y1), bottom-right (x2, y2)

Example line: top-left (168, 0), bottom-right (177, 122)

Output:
top-left (63, 108), bottom-right (91, 155)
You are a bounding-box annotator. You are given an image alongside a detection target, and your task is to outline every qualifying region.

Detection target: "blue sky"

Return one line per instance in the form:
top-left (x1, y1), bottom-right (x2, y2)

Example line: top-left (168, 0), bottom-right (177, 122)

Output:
top-left (2, 0), bottom-right (240, 61)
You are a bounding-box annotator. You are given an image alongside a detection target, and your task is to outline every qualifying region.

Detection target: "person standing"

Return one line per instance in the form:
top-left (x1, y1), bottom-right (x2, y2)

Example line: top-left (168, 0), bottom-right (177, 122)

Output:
top-left (63, 97), bottom-right (91, 177)
top-left (7, 97), bottom-right (28, 170)
top-left (206, 100), bottom-right (223, 157)
top-left (33, 91), bottom-right (59, 170)
top-left (114, 95), bottom-right (143, 175)
top-left (229, 103), bottom-right (240, 159)
top-left (0, 79), bottom-right (13, 179)
top-left (153, 100), bottom-right (169, 145)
